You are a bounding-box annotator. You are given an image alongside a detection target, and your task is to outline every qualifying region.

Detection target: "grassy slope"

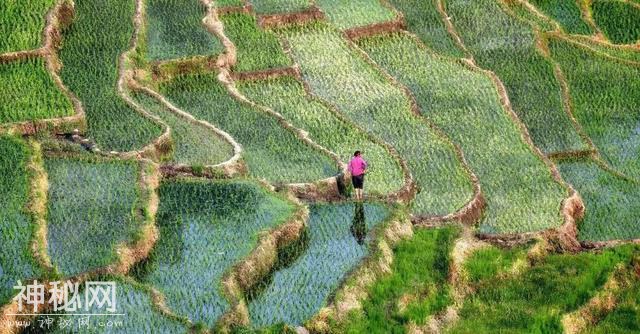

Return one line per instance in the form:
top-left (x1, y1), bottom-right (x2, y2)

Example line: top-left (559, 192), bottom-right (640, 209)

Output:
top-left (444, 0), bottom-right (587, 154)
top-left (449, 244), bottom-right (640, 333)
top-left (386, 0), bottom-right (464, 58)
top-left (145, 0), bottom-right (223, 61)
top-left (238, 76), bottom-right (404, 196)
top-left (339, 227), bottom-right (458, 333)
top-left (220, 13), bottom-right (292, 73)
top-left (558, 159), bottom-right (640, 242)
top-left (358, 33), bottom-right (566, 234)
top-left (549, 38), bottom-right (640, 179)
top-left (315, 0), bottom-right (396, 30)
top-left (133, 180), bottom-right (295, 328)
top-left (464, 244), bottom-right (529, 284)
top-left (0, 137), bottom-right (43, 306)
top-left (0, 58), bottom-right (73, 123)
top-left (133, 92), bottom-right (233, 166)
top-left (281, 24), bottom-right (473, 217)
top-left (250, 0), bottom-right (312, 14)
top-left (45, 157), bottom-right (141, 276)
top-left (0, 0), bottom-right (55, 53)
top-left (248, 203), bottom-right (389, 327)
top-left (529, 0), bottom-right (592, 34)
top-left (592, 0), bottom-right (640, 44)
top-left (158, 72), bottom-right (336, 184)
top-left (588, 276), bottom-right (640, 333)
top-left (59, 0), bottom-right (162, 152)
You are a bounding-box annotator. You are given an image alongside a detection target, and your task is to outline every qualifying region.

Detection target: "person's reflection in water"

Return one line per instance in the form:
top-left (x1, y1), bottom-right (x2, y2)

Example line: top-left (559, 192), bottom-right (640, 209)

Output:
top-left (350, 202), bottom-right (367, 245)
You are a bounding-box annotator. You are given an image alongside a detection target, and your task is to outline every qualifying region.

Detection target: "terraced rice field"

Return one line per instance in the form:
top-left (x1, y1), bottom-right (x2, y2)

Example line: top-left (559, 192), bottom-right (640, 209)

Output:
top-left (2, 1), bottom-right (640, 333)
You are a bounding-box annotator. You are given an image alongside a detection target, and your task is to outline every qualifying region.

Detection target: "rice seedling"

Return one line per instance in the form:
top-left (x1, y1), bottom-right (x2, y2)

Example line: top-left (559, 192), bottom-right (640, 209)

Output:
top-left (315, 0), bottom-right (396, 30)
top-left (132, 92), bottom-right (234, 166)
top-left (385, 0), bottom-right (464, 58)
top-left (220, 13), bottom-right (292, 72)
top-left (358, 33), bottom-right (566, 234)
top-left (248, 202), bottom-right (390, 327)
top-left (0, 58), bottom-right (73, 124)
top-left (47, 276), bottom-right (187, 333)
top-left (444, 0), bottom-right (588, 154)
top-left (280, 24), bottom-right (473, 217)
top-left (558, 159), bottom-right (640, 242)
top-left (237, 76), bottom-right (404, 196)
top-left (464, 244), bottom-right (529, 284)
top-left (250, 0), bottom-right (312, 15)
top-left (0, 0), bottom-right (56, 53)
top-left (529, 0), bottom-right (593, 34)
top-left (0, 136), bottom-right (43, 306)
top-left (158, 72), bottom-right (336, 184)
top-left (549, 37), bottom-right (640, 179)
top-left (216, 0), bottom-right (245, 7)
top-left (449, 244), bottom-right (640, 333)
top-left (145, 0), bottom-right (223, 61)
top-left (592, 0), bottom-right (640, 44)
top-left (337, 227), bottom-right (458, 333)
top-left (45, 157), bottom-right (141, 276)
top-left (132, 180), bottom-right (296, 328)
top-left (562, 35), bottom-right (640, 62)
top-left (58, 0), bottom-right (163, 152)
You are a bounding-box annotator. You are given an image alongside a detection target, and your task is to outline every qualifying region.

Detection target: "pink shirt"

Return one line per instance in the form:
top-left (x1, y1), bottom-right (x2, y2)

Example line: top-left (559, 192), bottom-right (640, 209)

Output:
top-left (348, 156), bottom-right (367, 176)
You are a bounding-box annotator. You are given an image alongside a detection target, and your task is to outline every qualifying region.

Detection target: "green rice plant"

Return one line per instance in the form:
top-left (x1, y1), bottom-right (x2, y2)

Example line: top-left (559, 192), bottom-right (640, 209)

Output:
top-left (237, 76), bottom-right (404, 196)
top-left (47, 276), bottom-right (187, 333)
top-left (216, 0), bottom-right (244, 7)
top-left (464, 244), bottom-right (529, 284)
top-left (250, 0), bottom-right (312, 14)
top-left (565, 35), bottom-right (640, 63)
top-left (358, 33), bottom-right (566, 234)
top-left (59, 0), bottom-right (163, 152)
top-left (502, 0), bottom-right (558, 32)
top-left (444, 0), bottom-right (588, 154)
top-left (145, 0), bottom-right (223, 61)
top-left (558, 159), bottom-right (640, 242)
top-left (385, 0), bottom-right (464, 58)
top-left (0, 0), bottom-right (55, 53)
top-left (132, 180), bottom-right (296, 328)
top-left (0, 58), bottom-right (73, 123)
top-left (592, 0), bottom-right (640, 44)
top-left (132, 92), bottom-right (234, 166)
top-left (45, 157), bottom-right (142, 276)
top-left (449, 244), bottom-right (640, 333)
top-left (315, 0), bottom-right (396, 30)
top-left (529, 0), bottom-right (592, 34)
top-left (0, 136), bottom-right (43, 306)
top-left (220, 13), bottom-right (292, 72)
top-left (248, 203), bottom-right (390, 327)
top-left (280, 24), bottom-right (473, 217)
top-left (158, 72), bottom-right (336, 184)
top-left (549, 38), bottom-right (640, 179)
top-left (337, 227), bottom-right (457, 332)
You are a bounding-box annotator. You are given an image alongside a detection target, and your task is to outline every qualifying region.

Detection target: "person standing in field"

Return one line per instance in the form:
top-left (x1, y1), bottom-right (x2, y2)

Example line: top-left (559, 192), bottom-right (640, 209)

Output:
top-left (348, 151), bottom-right (367, 201)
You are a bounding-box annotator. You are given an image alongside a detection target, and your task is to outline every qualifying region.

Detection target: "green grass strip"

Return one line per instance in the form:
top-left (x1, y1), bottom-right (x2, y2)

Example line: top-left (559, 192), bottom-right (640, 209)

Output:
top-left (558, 159), bottom-right (640, 242)
top-left (0, 0), bottom-right (55, 53)
top-left (589, 275), bottom-right (640, 333)
top-left (444, 0), bottom-right (587, 154)
top-left (133, 92), bottom-right (233, 166)
top-left (529, 0), bottom-right (593, 34)
top-left (220, 13), bottom-right (292, 73)
top-left (133, 180), bottom-right (295, 328)
top-left (59, 0), bottom-right (163, 152)
top-left (145, 0), bottom-right (223, 61)
top-left (250, 0), bottom-right (312, 15)
top-left (450, 244), bottom-right (640, 333)
top-left (549, 37), bottom-right (640, 179)
top-left (45, 157), bottom-right (141, 276)
top-left (238, 76), bottom-right (404, 196)
top-left (338, 227), bottom-right (458, 332)
top-left (158, 72), bottom-right (336, 184)
top-left (0, 136), bottom-right (43, 306)
top-left (315, 0), bottom-right (396, 30)
top-left (358, 33), bottom-right (566, 234)
top-left (0, 58), bottom-right (73, 123)
top-left (280, 24), bottom-right (473, 217)
top-left (593, 0), bottom-right (640, 44)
